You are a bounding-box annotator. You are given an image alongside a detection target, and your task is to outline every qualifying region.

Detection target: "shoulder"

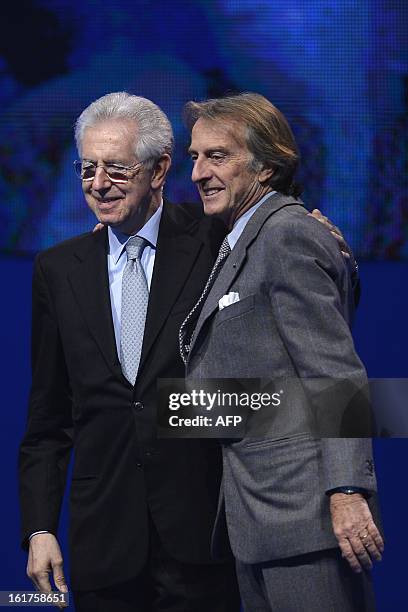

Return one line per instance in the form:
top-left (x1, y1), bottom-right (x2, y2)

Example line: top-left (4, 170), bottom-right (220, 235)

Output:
top-left (163, 200), bottom-right (226, 245)
top-left (266, 203), bottom-right (316, 235)
top-left (266, 204), bottom-right (341, 258)
top-left (163, 200), bottom-right (204, 225)
top-left (255, 203), bottom-right (346, 280)
top-left (35, 230), bottom-right (102, 269)
top-left (39, 231), bottom-right (95, 256)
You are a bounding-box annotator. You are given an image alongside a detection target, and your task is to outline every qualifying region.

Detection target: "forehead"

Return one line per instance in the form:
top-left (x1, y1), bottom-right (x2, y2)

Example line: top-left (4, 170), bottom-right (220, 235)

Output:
top-left (190, 117), bottom-right (248, 152)
top-left (81, 119), bottom-right (138, 159)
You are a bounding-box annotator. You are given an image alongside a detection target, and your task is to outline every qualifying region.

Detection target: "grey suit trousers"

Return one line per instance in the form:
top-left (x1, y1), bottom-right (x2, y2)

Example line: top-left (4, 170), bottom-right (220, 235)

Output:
top-left (236, 548), bottom-right (375, 612)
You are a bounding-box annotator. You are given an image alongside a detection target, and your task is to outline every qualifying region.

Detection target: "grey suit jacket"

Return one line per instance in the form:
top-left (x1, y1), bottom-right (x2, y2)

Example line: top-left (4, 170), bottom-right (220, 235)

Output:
top-left (186, 193), bottom-right (377, 564)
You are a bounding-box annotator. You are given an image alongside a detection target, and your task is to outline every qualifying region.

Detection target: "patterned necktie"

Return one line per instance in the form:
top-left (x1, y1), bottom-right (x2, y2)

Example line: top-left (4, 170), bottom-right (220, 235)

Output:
top-left (179, 236), bottom-right (231, 364)
top-left (120, 236), bottom-right (149, 385)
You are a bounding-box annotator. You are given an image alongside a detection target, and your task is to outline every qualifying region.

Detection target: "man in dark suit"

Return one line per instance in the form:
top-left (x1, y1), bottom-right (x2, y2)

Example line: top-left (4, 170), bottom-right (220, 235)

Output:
top-left (19, 92), bottom-right (240, 611)
top-left (181, 93), bottom-right (384, 611)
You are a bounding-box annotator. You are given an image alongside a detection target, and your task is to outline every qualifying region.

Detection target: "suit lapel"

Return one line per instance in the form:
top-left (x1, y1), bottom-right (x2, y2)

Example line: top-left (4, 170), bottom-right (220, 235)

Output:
top-left (189, 194), bottom-right (302, 352)
top-left (137, 202), bottom-right (205, 375)
top-left (68, 227), bottom-right (128, 385)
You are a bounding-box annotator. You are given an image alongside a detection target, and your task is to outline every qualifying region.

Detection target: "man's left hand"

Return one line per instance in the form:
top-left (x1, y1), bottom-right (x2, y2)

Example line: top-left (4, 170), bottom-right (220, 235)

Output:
top-left (330, 492), bottom-right (384, 573)
top-left (308, 209), bottom-right (351, 259)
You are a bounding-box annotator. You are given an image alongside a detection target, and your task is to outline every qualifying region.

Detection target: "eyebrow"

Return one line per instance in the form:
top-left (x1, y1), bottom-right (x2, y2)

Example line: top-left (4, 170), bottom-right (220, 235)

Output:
top-left (81, 158), bottom-right (129, 165)
top-left (187, 147), bottom-right (229, 156)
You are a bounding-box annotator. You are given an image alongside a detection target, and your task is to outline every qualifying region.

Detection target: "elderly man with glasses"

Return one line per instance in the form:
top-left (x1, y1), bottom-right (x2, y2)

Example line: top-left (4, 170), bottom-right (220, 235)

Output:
top-left (19, 92), bottom-right (241, 612)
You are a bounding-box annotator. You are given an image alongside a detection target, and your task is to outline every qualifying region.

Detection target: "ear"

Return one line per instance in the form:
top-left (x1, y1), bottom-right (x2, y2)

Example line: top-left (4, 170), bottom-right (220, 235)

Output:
top-left (257, 166), bottom-right (274, 184)
top-left (150, 154), bottom-right (172, 189)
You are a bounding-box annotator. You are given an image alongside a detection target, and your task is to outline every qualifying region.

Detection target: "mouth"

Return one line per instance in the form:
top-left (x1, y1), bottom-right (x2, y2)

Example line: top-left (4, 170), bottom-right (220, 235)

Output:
top-left (200, 187), bottom-right (224, 199)
top-left (95, 198), bottom-right (122, 210)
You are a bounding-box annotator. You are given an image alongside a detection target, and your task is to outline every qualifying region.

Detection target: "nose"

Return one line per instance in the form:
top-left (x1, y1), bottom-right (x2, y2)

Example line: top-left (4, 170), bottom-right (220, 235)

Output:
top-left (92, 166), bottom-right (112, 191)
top-left (191, 157), bottom-right (211, 184)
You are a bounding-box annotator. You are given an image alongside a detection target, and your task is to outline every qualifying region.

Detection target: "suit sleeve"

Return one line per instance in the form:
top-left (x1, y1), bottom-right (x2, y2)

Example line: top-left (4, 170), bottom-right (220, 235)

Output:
top-left (266, 213), bottom-right (376, 493)
top-left (18, 254), bottom-right (73, 548)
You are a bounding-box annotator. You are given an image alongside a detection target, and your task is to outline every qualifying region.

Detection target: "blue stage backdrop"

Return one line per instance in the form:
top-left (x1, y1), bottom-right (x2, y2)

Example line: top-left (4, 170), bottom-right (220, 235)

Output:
top-left (0, 0), bottom-right (407, 256)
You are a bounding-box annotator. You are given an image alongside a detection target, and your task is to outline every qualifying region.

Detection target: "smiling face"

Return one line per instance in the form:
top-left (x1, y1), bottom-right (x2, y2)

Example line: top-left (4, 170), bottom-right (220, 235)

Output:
top-left (189, 117), bottom-right (273, 227)
top-left (80, 118), bottom-right (167, 235)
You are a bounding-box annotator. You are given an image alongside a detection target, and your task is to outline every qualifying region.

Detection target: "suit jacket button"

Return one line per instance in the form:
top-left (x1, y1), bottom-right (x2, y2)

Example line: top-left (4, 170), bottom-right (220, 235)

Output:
top-left (133, 401), bottom-right (144, 411)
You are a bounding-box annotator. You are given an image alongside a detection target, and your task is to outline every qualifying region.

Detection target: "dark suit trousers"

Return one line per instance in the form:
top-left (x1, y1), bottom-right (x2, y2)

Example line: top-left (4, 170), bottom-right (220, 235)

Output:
top-left (236, 548), bottom-right (376, 612)
top-left (73, 518), bottom-right (240, 612)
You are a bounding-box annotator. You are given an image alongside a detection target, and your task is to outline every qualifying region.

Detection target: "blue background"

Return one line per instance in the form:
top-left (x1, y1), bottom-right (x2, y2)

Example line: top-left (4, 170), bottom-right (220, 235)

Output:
top-left (1, 0), bottom-right (408, 609)
top-left (0, 0), bottom-right (407, 256)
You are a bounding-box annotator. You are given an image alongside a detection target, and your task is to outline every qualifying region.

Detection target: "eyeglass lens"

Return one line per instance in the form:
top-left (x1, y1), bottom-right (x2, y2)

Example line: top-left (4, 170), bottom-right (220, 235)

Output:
top-left (81, 164), bottom-right (128, 182)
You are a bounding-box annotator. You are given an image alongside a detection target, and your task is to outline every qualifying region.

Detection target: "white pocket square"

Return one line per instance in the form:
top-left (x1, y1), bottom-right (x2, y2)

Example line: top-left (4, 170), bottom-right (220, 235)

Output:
top-left (219, 292), bottom-right (240, 311)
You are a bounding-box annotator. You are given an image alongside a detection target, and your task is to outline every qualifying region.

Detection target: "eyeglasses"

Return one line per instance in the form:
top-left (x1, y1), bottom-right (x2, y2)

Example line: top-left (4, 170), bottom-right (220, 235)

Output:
top-left (73, 160), bottom-right (143, 183)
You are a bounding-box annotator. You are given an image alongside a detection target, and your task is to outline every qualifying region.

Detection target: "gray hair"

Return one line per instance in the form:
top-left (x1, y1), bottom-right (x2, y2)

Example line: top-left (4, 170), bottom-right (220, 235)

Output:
top-left (74, 92), bottom-right (174, 169)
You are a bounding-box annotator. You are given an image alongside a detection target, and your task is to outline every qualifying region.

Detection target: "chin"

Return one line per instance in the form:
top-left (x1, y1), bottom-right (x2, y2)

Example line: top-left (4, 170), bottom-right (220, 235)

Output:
top-left (97, 211), bottom-right (121, 225)
top-left (107, 220), bottom-right (127, 232)
top-left (202, 202), bottom-right (223, 217)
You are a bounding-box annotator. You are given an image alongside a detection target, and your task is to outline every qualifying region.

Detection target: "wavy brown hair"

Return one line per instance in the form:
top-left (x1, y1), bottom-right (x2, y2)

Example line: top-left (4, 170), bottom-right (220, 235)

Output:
top-left (184, 92), bottom-right (301, 196)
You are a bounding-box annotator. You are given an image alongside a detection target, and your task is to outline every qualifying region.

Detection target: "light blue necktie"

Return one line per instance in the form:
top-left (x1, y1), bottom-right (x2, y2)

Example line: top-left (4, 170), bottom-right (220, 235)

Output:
top-left (120, 236), bottom-right (149, 384)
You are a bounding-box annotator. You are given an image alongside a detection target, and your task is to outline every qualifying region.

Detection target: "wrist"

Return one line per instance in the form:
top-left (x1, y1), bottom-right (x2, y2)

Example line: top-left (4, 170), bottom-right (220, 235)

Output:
top-left (327, 486), bottom-right (369, 498)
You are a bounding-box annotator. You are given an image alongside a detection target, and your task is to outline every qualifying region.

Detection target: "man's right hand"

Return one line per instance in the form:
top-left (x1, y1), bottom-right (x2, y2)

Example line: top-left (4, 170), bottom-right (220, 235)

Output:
top-left (27, 533), bottom-right (68, 595)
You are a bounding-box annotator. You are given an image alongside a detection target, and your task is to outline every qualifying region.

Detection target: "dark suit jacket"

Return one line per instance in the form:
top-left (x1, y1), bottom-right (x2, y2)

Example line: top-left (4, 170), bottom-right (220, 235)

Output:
top-left (186, 193), bottom-right (378, 564)
top-left (19, 201), bottom-right (227, 590)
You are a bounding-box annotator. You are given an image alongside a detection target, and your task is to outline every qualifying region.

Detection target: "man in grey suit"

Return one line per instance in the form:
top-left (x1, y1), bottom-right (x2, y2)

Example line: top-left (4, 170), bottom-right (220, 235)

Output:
top-left (180, 93), bottom-right (384, 611)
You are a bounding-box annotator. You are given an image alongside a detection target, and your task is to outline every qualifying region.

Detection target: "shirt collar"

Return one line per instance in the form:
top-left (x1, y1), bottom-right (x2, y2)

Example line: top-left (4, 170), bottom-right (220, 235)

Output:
top-left (108, 203), bottom-right (163, 264)
top-left (227, 191), bottom-right (276, 250)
